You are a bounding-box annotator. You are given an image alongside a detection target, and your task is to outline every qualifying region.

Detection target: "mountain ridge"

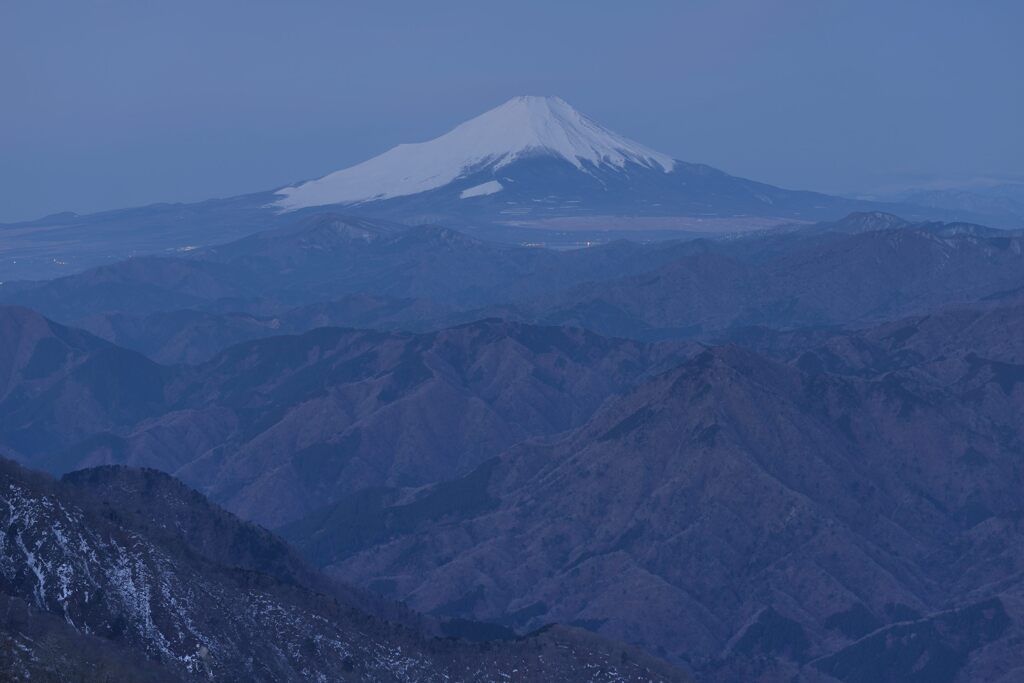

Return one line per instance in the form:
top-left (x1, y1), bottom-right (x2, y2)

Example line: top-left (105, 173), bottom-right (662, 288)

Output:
top-left (0, 305), bottom-right (694, 527)
top-left (281, 302), bottom-right (1024, 681)
top-left (0, 456), bottom-right (693, 682)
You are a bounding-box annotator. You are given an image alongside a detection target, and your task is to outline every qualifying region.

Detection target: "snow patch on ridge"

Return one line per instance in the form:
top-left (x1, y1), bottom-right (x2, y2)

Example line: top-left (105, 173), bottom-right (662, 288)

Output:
top-left (274, 96), bottom-right (675, 210)
top-left (460, 180), bottom-right (504, 199)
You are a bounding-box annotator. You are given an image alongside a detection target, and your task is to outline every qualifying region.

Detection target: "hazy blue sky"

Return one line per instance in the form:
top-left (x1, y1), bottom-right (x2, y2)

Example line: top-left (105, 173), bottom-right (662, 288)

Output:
top-left (2, 0), bottom-right (1022, 221)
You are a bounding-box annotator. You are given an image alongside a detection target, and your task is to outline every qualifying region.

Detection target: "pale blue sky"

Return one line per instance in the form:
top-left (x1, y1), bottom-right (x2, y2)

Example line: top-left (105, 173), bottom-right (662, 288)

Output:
top-left (2, 0), bottom-right (1022, 221)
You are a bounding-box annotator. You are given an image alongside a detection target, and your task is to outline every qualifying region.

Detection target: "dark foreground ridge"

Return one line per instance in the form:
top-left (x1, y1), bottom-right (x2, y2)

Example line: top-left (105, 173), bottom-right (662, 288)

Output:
top-left (0, 457), bottom-right (691, 682)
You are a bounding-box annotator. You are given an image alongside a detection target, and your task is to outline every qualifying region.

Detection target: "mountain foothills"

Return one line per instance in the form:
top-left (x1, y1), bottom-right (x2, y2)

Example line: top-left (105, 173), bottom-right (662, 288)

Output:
top-left (2, 96), bottom-right (1012, 282)
top-left (0, 458), bottom-right (690, 682)
top-left (2, 204), bottom-right (1024, 682)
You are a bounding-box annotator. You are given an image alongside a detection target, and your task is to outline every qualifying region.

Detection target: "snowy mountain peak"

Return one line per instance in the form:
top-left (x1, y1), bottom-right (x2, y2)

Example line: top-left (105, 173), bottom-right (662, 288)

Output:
top-left (273, 96), bottom-right (675, 210)
top-left (445, 95), bottom-right (675, 172)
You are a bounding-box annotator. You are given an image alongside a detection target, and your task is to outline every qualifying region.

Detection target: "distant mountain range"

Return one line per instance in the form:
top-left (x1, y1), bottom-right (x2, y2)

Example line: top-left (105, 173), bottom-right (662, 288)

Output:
top-left (869, 181), bottom-right (1024, 227)
top-left (4, 96), bottom-right (1014, 281)
top-left (3, 212), bottom-right (1021, 351)
top-left (0, 214), bottom-right (694, 321)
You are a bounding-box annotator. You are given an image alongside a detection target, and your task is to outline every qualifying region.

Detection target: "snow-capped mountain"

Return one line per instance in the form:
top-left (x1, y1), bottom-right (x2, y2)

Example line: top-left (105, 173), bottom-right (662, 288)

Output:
top-left (274, 96), bottom-right (675, 209)
top-left (269, 95), bottom-right (870, 231)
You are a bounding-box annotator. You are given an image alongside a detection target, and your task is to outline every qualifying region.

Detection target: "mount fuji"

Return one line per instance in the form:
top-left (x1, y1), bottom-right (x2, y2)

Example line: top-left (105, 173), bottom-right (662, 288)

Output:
top-left (274, 96), bottom-right (676, 209)
top-left (272, 95), bottom-right (865, 232)
top-left (0, 95), bottom-right (969, 279)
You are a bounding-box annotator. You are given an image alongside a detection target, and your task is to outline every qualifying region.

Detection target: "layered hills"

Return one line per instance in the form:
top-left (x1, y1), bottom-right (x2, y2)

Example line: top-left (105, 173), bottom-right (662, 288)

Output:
top-left (3, 207), bottom-right (1024, 681)
top-left (280, 296), bottom-right (1024, 682)
top-left (0, 306), bottom-right (690, 526)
